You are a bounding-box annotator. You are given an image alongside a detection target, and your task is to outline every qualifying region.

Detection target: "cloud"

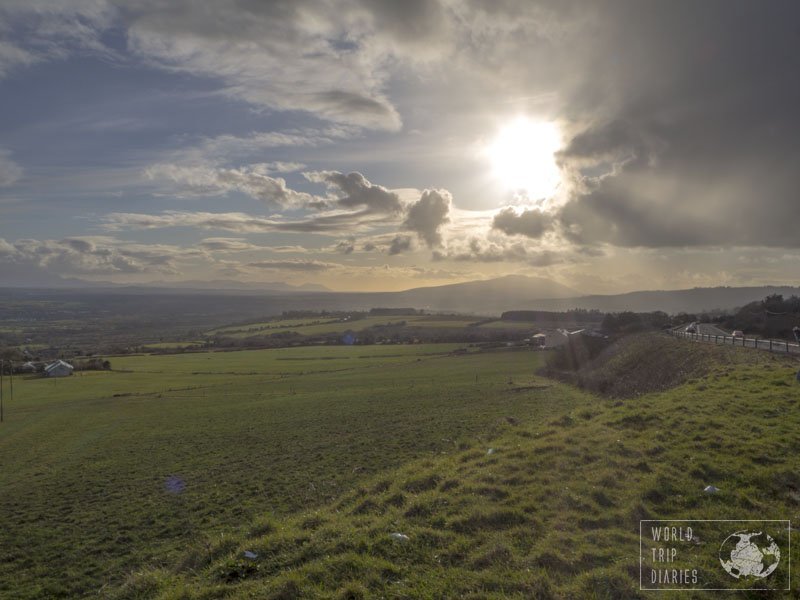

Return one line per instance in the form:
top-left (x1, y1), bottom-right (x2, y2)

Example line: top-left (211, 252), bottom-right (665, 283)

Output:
top-left (305, 170), bottom-right (404, 215)
top-left (145, 163), bottom-right (315, 209)
top-left (197, 237), bottom-right (260, 252)
top-left (0, 40), bottom-right (38, 78)
top-left (0, 149), bottom-right (23, 186)
top-left (246, 259), bottom-right (337, 272)
top-left (388, 235), bottom-right (413, 255)
top-left (404, 189), bottom-right (451, 247)
top-left (334, 239), bottom-right (355, 255)
top-left (0, 1), bottom-right (118, 70)
top-left (161, 128), bottom-right (358, 169)
top-left (546, 2), bottom-right (800, 249)
top-left (126, 1), bottom-right (403, 130)
top-left (492, 207), bottom-right (553, 239)
top-left (102, 204), bottom-right (402, 235)
top-left (434, 236), bottom-right (571, 268)
top-left (0, 236), bottom-right (202, 276)
top-left (199, 238), bottom-right (311, 253)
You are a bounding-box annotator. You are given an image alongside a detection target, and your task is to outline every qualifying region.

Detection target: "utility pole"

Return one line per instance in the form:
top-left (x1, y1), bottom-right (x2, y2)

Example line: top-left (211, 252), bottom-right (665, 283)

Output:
top-left (1, 359), bottom-right (4, 423)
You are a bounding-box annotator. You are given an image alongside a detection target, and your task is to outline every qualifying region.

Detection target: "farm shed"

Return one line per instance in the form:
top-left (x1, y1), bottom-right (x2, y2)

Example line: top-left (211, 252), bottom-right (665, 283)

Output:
top-left (45, 360), bottom-right (74, 378)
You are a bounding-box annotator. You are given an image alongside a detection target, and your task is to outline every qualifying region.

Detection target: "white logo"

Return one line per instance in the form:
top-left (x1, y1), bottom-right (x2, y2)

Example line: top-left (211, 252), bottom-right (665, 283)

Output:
top-left (719, 530), bottom-right (780, 579)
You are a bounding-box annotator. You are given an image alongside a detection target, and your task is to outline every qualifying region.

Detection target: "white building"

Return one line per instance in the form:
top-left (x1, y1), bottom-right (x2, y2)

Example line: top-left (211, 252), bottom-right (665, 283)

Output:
top-left (45, 360), bottom-right (74, 378)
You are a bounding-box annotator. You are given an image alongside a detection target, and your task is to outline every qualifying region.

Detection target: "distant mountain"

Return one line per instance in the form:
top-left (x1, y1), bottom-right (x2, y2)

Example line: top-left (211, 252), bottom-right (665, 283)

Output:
top-left (526, 286), bottom-right (800, 314)
top-left (137, 279), bottom-right (331, 293)
top-left (384, 275), bottom-right (579, 313)
top-left (2, 275), bottom-right (796, 316)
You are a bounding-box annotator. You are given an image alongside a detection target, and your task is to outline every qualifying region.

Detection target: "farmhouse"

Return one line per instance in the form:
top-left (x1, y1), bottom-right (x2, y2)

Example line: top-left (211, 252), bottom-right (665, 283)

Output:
top-left (44, 360), bottom-right (74, 378)
top-left (531, 333), bottom-right (547, 347)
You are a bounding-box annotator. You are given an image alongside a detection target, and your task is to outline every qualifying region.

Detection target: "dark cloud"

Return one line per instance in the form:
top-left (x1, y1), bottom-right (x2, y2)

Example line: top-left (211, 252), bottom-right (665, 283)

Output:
top-left (551, 0), bottom-right (800, 248)
top-left (334, 239), bottom-right (356, 254)
top-left (388, 235), bottom-right (413, 255)
top-left (404, 189), bottom-right (451, 247)
top-left (492, 207), bottom-right (552, 239)
top-left (306, 171), bottom-right (404, 215)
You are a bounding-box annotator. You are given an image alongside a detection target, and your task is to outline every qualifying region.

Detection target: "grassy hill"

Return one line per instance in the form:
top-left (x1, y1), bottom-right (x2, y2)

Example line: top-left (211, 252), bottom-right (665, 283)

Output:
top-left (3, 335), bottom-right (799, 598)
top-left (542, 332), bottom-right (742, 398)
top-left (0, 344), bottom-right (581, 599)
top-left (105, 335), bottom-right (800, 599)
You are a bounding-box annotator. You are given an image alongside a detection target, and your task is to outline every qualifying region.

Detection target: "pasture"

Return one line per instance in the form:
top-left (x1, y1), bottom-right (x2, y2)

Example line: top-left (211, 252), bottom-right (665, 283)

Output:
top-left (111, 337), bottom-right (800, 599)
top-left (0, 344), bottom-right (576, 599)
top-left (205, 315), bottom-right (485, 339)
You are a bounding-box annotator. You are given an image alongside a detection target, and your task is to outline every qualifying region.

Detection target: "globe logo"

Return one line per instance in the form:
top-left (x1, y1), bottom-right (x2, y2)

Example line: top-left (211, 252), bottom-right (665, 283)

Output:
top-left (719, 531), bottom-right (780, 579)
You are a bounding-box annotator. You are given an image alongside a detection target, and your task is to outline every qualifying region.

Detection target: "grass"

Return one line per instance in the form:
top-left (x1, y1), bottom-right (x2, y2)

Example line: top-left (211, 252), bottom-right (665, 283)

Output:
top-left (207, 315), bottom-right (501, 339)
top-left (105, 334), bottom-right (800, 599)
top-left (4, 334), bottom-right (800, 598)
top-left (0, 344), bottom-right (580, 599)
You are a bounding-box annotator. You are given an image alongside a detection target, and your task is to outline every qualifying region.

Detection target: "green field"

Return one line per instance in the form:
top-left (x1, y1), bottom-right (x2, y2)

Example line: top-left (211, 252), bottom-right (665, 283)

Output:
top-left (0, 344), bottom-right (577, 599)
top-left (206, 315), bottom-right (486, 339)
top-left (108, 335), bottom-right (799, 599)
top-left (4, 335), bottom-right (800, 599)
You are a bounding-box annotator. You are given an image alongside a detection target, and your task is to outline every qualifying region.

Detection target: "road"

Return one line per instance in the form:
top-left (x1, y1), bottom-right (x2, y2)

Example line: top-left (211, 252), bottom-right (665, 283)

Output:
top-left (672, 323), bottom-right (800, 356)
top-left (696, 323), bottom-right (729, 336)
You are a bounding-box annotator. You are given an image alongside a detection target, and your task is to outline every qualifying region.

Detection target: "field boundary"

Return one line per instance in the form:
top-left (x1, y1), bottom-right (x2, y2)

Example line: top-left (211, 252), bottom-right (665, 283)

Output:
top-left (669, 329), bottom-right (800, 356)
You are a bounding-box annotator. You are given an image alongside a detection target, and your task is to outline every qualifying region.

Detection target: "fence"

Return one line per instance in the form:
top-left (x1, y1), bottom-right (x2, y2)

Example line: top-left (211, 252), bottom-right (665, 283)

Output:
top-left (669, 329), bottom-right (800, 356)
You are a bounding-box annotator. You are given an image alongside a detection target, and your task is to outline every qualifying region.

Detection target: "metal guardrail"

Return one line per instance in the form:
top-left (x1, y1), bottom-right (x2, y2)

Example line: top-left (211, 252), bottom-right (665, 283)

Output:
top-left (669, 329), bottom-right (800, 356)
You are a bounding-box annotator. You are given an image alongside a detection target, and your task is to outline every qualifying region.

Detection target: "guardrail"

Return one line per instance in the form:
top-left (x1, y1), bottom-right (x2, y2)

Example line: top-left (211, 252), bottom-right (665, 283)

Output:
top-left (669, 329), bottom-right (800, 356)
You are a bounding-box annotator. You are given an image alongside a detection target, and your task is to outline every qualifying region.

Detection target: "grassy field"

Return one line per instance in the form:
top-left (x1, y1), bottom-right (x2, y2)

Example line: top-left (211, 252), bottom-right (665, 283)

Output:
top-left (0, 344), bottom-right (582, 599)
top-left (105, 335), bottom-right (800, 599)
top-left (206, 315), bottom-right (486, 339)
top-left (4, 335), bottom-right (799, 599)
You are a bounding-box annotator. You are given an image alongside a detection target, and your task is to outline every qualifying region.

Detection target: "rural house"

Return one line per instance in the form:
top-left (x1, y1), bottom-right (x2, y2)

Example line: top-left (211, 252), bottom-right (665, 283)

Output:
top-left (44, 360), bottom-right (74, 378)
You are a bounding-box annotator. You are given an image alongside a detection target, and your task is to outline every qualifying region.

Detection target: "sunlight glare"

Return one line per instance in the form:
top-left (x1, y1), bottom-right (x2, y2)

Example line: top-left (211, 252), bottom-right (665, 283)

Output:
top-left (487, 118), bottom-right (562, 200)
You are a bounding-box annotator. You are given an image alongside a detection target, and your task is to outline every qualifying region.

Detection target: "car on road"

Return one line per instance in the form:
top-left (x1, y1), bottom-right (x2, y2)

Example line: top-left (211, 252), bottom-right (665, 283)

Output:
top-left (732, 330), bottom-right (744, 338)
top-left (685, 323), bottom-right (698, 333)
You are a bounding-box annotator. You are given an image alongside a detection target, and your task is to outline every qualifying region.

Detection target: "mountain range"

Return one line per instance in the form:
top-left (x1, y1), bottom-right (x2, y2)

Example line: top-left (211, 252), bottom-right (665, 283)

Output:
top-left (1, 274), bottom-right (797, 315)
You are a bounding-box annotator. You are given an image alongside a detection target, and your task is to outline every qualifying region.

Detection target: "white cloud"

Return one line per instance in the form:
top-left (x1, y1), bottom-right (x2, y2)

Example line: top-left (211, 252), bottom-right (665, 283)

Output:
top-left (145, 163), bottom-right (315, 209)
top-left (126, 1), bottom-right (403, 130)
top-left (0, 41), bottom-right (38, 78)
top-left (0, 149), bottom-right (22, 187)
top-left (0, 236), bottom-right (203, 276)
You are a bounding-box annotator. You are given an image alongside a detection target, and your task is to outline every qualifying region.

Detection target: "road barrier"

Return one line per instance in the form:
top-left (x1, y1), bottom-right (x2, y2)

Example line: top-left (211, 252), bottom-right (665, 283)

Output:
top-left (669, 329), bottom-right (800, 356)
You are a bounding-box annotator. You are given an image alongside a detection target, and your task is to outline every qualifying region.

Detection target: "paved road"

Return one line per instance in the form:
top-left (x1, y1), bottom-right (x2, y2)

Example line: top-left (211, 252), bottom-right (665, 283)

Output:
top-left (696, 323), bottom-right (729, 336)
top-left (672, 324), bottom-right (800, 356)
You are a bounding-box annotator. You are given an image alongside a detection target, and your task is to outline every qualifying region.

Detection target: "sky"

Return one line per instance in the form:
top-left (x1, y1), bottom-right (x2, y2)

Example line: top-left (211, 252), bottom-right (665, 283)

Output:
top-left (1, 0), bottom-right (800, 293)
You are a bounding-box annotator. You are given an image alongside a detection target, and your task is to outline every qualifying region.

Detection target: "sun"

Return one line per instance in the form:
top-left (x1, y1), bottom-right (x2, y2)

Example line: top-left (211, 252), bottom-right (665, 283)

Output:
top-left (486, 117), bottom-right (562, 200)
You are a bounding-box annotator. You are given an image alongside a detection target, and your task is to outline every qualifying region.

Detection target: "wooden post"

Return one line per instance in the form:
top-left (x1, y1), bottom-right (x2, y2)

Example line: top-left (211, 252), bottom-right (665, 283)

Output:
top-left (0, 359), bottom-right (3, 423)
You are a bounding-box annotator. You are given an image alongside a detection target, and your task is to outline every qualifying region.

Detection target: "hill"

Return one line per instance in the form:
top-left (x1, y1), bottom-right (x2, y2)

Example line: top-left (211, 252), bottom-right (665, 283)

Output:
top-left (384, 275), bottom-right (579, 313)
top-left (531, 286), bottom-right (800, 314)
top-left (105, 335), bottom-right (799, 598)
top-left (542, 332), bottom-right (744, 398)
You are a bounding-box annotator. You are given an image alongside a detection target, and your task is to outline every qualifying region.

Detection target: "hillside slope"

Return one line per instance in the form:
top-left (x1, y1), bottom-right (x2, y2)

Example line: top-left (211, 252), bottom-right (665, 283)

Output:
top-left (543, 332), bottom-right (742, 398)
top-left (531, 285), bottom-right (800, 314)
top-left (109, 337), bottom-right (800, 599)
